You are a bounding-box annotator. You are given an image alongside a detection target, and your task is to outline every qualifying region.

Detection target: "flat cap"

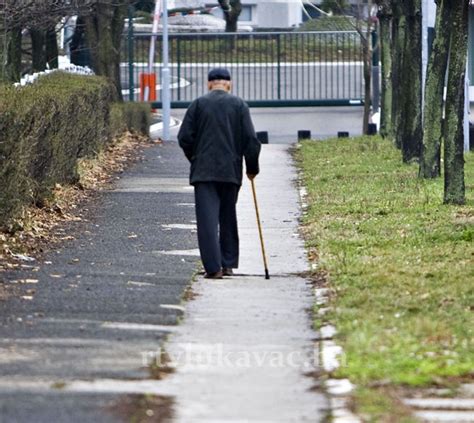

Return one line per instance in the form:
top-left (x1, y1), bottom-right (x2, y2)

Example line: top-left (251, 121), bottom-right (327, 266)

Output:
top-left (208, 67), bottom-right (231, 81)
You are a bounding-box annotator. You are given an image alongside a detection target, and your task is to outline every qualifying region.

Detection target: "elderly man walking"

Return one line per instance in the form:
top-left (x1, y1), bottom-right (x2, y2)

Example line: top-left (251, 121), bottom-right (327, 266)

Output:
top-left (178, 68), bottom-right (261, 279)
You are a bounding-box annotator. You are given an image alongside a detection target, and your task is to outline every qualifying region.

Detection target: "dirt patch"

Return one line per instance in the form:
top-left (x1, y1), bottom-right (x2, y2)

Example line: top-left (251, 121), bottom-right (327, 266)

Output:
top-left (182, 284), bottom-right (199, 301)
top-left (399, 375), bottom-right (474, 399)
top-left (146, 348), bottom-right (176, 380)
top-left (349, 387), bottom-right (417, 423)
top-left (107, 394), bottom-right (174, 423)
top-left (0, 282), bottom-right (17, 301)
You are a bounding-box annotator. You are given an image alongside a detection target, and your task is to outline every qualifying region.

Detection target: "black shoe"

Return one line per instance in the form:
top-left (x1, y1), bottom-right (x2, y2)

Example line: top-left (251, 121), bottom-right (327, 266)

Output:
top-left (222, 268), bottom-right (234, 276)
top-left (204, 270), bottom-right (223, 279)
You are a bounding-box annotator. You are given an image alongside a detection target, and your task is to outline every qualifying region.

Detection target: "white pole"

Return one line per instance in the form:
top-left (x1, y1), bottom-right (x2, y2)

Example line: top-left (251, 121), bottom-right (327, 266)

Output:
top-left (162, 0), bottom-right (171, 141)
top-left (146, 0), bottom-right (162, 101)
top-left (465, 62), bottom-right (470, 152)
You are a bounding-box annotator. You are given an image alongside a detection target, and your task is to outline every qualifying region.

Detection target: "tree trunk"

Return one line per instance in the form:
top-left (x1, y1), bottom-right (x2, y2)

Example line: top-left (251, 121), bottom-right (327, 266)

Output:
top-left (225, 0), bottom-right (242, 33)
top-left (377, 0), bottom-right (393, 138)
top-left (45, 26), bottom-right (59, 69)
top-left (83, 1), bottom-right (128, 100)
top-left (391, 4), bottom-right (404, 148)
top-left (218, 0), bottom-right (242, 33)
top-left (224, 0), bottom-right (242, 32)
top-left (0, 19), bottom-right (6, 82)
top-left (5, 28), bottom-right (22, 82)
top-left (443, 0), bottom-right (468, 205)
top-left (398, 0), bottom-right (423, 163)
top-left (70, 17), bottom-right (89, 67)
top-left (419, 0), bottom-right (450, 178)
top-left (31, 29), bottom-right (47, 72)
top-left (362, 39), bottom-right (371, 134)
top-left (357, 0), bottom-right (374, 135)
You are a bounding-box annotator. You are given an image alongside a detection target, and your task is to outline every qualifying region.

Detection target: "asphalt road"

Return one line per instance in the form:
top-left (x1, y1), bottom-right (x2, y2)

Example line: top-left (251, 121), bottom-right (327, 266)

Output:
top-left (0, 142), bottom-right (198, 422)
top-left (121, 63), bottom-right (364, 103)
top-left (170, 106), bottom-right (365, 143)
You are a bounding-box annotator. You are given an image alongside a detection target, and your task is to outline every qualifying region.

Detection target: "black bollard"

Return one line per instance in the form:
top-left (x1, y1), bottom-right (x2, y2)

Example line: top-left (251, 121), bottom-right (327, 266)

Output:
top-left (297, 130), bottom-right (311, 140)
top-left (256, 131), bottom-right (269, 144)
top-left (368, 123), bottom-right (377, 136)
top-left (338, 131), bottom-right (349, 138)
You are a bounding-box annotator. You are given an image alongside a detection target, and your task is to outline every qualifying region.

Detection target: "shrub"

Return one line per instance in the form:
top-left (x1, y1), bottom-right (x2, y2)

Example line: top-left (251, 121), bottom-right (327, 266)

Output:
top-left (0, 73), bottom-right (151, 229)
top-left (134, 10), bottom-right (153, 24)
top-left (297, 16), bottom-right (357, 32)
top-left (111, 102), bottom-right (151, 139)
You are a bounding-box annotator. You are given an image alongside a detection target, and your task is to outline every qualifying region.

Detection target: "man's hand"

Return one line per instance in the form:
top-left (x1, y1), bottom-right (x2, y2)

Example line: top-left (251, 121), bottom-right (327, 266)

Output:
top-left (247, 174), bottom-right (256, 180)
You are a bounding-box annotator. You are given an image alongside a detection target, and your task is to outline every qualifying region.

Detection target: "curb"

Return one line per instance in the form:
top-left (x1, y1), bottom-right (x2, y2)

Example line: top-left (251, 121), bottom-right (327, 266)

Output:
top-left (296, 147), bottom-right (361, 423)
top-left (150, 114), bottom-right (181, 137)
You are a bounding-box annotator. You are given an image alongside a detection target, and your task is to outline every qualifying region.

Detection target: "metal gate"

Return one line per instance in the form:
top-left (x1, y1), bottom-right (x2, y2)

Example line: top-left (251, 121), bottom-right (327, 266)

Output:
top-left (122, 31), bottom-right (364, 108)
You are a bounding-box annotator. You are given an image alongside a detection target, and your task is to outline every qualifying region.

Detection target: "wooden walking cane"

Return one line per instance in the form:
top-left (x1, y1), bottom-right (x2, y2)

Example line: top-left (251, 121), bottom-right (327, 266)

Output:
top-left (250, 179), bottom-right (270, 279)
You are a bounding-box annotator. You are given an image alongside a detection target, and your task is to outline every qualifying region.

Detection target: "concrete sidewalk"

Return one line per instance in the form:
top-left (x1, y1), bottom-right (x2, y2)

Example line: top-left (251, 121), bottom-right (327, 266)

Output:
top-left (154, 143), bottom-right (329, 421)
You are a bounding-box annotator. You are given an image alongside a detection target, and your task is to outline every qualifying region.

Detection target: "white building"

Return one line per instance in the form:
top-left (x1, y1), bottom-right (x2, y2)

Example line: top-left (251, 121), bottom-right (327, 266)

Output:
top-left (206, 0), bottom-right (304, 28)
top-left (177, 0), bottom-right (366, 29)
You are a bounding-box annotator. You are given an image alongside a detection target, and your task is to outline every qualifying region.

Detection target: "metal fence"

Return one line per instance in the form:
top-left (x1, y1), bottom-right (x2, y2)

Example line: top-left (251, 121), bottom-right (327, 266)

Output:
top-left (121, 31), bottom-right (364, 108)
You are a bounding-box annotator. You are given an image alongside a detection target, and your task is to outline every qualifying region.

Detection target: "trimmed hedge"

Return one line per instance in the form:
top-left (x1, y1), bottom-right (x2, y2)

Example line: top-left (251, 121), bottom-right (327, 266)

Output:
top-left (110, 102), bottom-right (151, 139)
top-left (0, 72), bottom-right (150, 229)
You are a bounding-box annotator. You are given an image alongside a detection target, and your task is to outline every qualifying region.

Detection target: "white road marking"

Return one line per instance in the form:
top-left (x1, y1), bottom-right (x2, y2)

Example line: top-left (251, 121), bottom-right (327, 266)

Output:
top-left (127, 281), bottom-right (155, 287)
top-left (161, 224), bottom-right (197, 231)
top-left (154, 249), bottom-right (200, 257)
top-left (101, 322), bottom-right (175, 332)
top-left (160, 304), bottom-right (186, 312)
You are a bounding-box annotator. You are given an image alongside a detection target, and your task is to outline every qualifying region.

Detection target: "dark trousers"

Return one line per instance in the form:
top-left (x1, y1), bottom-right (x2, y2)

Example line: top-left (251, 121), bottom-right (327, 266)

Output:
top-left (194, 182), bottom-right (240, 274)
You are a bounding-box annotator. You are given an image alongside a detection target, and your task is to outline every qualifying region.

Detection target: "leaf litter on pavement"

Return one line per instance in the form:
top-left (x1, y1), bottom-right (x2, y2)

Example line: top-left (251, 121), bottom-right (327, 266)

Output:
top-left (0, 131), bottom-right (156, 298)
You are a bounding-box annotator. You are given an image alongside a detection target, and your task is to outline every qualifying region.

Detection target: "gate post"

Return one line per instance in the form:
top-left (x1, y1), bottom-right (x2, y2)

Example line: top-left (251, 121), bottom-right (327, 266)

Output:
top-left (177, 36), bottom-right (181, 101)
top-left (277, 33), bottom-right (281, 100)
top-left (128, 5), bottom-right (135, 102)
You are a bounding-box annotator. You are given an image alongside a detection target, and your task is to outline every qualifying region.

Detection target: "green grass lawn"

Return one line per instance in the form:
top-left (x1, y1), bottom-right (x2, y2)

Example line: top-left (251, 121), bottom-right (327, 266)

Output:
top-left (296, 136), bottom-right (473, 419)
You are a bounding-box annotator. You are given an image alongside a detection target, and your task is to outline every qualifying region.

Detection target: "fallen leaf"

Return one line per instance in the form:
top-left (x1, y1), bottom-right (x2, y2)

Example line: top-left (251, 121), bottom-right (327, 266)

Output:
top-left (11, 254), bottom-right (35, 262)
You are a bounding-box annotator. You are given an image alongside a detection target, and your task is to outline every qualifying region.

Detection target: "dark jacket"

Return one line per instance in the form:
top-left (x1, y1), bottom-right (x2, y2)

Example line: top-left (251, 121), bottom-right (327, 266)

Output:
top-left (178, 89), bottom-right (261, 186)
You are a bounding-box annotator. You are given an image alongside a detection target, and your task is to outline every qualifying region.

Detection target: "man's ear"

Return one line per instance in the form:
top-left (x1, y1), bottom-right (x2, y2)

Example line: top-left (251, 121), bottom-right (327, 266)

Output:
top-left (208, 81), bottom-right (213, 90)
top-left (227, 81), bottom-right (232, 92)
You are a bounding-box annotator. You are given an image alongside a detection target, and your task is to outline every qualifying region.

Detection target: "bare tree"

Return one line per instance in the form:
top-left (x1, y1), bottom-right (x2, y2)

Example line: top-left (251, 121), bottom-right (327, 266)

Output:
top-left (357, 0), bottom-right (377, 135)
top-left (0, 0), bottom-right (93, 81)
top-left (217, 0), bottom-right (242, 32)
top-left (1, 0), bottom-right (130, 100)
top-left (419, 0), bottom-right (450, 178)
top-left (387, 0), bottom-right (423, 161)
top-left (81, 1), bottom-right (129, 100)
top-left (375, 0), bottom-right (393, 139)
top-left (443, 0), bottom-right (468, 204)
top-left (323, 0), bottom-right (377, 135)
